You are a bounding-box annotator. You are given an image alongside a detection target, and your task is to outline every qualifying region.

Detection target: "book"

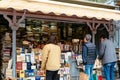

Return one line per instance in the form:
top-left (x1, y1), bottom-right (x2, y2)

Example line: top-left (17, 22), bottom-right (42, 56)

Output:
top-left (16, 61), bottom-right (22, 70)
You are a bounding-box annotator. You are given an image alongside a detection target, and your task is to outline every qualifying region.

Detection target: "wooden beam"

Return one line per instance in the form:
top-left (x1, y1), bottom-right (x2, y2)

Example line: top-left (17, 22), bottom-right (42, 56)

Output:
top-left (0, 9), bottom-right (111, 24)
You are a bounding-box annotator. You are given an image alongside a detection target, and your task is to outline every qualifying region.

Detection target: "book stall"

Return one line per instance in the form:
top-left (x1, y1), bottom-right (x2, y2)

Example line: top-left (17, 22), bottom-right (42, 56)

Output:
top-left (1, 19), bottom-right (103, 80)
top-left (3, 39), bottom-right (83, 80)
top-left (3, 39), bottom-right (103, 80)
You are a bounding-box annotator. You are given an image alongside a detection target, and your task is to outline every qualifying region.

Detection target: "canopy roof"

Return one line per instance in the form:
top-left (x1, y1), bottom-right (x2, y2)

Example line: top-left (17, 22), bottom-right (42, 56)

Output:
top-left (0, 0), bottom-right (120, 20)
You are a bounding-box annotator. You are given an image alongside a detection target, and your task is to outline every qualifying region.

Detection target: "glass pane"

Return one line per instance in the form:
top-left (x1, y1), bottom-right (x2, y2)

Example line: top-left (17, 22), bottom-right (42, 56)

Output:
top-left (80, 0), bottom-right (115, 6)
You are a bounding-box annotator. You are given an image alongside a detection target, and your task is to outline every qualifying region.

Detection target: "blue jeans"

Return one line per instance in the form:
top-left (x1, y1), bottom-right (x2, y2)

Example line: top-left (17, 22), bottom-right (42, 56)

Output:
top-left (103, 62), bottom-right (116, 80)
top-left (85, 64), bottom-right (94, 80)
top-left (46, 70), bottom-right (59, 80)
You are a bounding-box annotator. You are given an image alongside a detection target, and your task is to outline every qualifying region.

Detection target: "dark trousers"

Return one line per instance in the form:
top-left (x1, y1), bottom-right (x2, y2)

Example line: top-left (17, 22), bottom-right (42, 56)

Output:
top-left (46, 70), bottom-right (60, 80)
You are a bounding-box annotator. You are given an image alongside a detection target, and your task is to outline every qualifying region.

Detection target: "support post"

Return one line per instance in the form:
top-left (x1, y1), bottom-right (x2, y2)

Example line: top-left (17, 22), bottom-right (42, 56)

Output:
top-left (12, 28), bottom-right (17, 77)
top-left (87, 21), bottom-right (100, 44)
top-left (104, 23), bottom-right (114, 40)
top-left (92, 32), bottom-right (96, 44)
top-left (115, 20), bottom-right (120, 48)
top-left (3, 10), bottom-right (26, 78)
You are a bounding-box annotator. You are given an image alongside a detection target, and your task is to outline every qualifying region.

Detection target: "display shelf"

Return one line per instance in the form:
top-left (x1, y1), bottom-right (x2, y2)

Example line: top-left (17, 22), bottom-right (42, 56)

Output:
top-left (2, 37), bottom-right (88, 80)
top-left (1, 32), bottom-right (12, 80)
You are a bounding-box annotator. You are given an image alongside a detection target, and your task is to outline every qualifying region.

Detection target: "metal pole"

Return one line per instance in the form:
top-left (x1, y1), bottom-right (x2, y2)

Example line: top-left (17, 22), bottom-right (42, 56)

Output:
top-left (12, 29), bottom-right (17, 78)
top-left (118, 29), bottom-right (120, 48)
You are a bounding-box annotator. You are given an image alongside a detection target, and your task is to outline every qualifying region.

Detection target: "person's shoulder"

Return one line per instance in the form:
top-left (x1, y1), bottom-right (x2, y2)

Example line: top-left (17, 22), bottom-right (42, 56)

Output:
top-left (82, 43), bottom-right (86, 46)
top-left (54, 44), bottom-right (60, 47)
top-left (105, 39), bottom-right (113, 44)
top-left (87, 42), bottom-right (96, 47)
top-left (44, 44), bottom-right (51, 47)
top-left (47, 43), bottom-right (58, 47)
top-left (91, 43), bottom-right (96, 46)
top-left (87, 42), bottom-right (95, 45)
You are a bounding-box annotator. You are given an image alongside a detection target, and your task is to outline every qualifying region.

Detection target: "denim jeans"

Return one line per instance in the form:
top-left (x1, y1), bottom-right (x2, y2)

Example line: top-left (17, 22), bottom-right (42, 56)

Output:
top-left (103, 62), bottom-right (116, 80)
top-left (85, 64), bottom-right (94, 80)
top-left (46, 70), bottom-right (59, 80)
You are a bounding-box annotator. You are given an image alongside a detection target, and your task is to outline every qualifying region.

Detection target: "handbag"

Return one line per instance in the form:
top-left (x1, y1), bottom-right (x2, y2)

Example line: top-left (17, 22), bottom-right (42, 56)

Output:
top-left (79, 71), bottom-right (89, 80)
top-left (79, 64), bottom-right (89, 80)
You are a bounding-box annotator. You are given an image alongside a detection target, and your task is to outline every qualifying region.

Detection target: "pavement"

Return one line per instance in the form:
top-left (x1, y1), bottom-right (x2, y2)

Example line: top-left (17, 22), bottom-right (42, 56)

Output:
top-left (102, 77), bottom-right (120, 80)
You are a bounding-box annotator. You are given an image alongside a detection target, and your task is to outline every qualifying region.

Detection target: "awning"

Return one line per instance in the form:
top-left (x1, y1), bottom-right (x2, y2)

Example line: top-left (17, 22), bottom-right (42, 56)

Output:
top-left (0, 0), bottom-right (120, 20)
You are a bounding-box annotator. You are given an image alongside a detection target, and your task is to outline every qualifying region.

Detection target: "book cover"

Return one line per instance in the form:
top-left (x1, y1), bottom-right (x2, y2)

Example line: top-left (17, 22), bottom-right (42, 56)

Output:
top-left (16, 61), bottom-right (22, 70)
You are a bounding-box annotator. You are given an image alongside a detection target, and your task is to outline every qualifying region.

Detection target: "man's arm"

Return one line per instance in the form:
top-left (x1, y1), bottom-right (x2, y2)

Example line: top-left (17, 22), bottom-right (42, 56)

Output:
top-left (41, 45), bottom-right (49, 70)
top-left (99, 42), bottom-right (105, 59)
top-left (82, 45), bottom-right (87, 65)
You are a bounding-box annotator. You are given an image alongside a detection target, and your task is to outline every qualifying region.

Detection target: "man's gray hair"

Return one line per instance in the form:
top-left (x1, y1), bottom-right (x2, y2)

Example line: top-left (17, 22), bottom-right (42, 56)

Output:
top-left (85, 34), bottom-right (91, 41)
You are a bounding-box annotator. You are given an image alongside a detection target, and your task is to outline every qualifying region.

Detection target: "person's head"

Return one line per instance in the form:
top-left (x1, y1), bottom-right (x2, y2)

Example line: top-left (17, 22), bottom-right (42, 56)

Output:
top-left (83, 34), bottom-right (91, 42)
top-left (48, 34), bottom-right (58, 44)
top-left (100, 34), bottom-right (108, 42)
